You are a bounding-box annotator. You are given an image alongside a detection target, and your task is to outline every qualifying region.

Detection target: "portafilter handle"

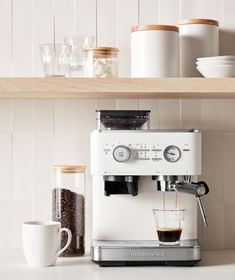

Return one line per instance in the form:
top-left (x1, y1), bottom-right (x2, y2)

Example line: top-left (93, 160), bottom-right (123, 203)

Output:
top-left (176, 181), bottom-right (209, 227)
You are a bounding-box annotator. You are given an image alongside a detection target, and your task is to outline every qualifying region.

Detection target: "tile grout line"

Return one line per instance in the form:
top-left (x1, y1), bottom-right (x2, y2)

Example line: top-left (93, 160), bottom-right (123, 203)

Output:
top-left (11, 0), bottom-right (13, 62)
top-left (179, 98), bottom-right (182, 129)
top-left (31, 0), bottom-right (34, 77)
top-left (95, 0), bottom-right (98, 46)
top-left (115, 0), bottom-right (119, 49)
top-left (10, 99), bottom-right (14, 249)
top-left (32, 100), bottom-right (35, 219)
top-left (74, 0), bottom-right (77, 34)
top-left (10, 99), bottom-right (14, 201)
top-left (179, 0), bottom-right (182, 19)
top-left (158, 0), bottom-right (161, 24)
top-left (137, 0), bottom-right (140, 25)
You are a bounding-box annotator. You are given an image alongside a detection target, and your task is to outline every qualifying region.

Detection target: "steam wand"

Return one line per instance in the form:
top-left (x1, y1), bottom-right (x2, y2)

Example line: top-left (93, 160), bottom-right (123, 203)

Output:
top-left (175, 181), bottom-right (209, 227)
top-left (197, 196), bottom-right (208, 226)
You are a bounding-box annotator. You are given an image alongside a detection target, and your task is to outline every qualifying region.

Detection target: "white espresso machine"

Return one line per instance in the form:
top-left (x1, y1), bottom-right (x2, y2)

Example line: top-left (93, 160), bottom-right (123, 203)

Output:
top-left (90, 110), bottom-right (209, 266)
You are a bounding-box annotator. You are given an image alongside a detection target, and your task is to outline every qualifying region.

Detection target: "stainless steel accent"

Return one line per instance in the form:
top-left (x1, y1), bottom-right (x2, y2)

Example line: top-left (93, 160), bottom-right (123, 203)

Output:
top-left (154, 175), bottom-right (209, 227)
top-left (197, 185), bottom-right (207, 196)
top-left (155, 175), bottom-right (190, 192)
top-left (95, 128), bottom-right (200, 134)
top-left (91, 240), bottom-right (200, 262)
top-left (176, 182), bottom-right (202, 196)
top-left (197, 197), bottom-right (209, 227)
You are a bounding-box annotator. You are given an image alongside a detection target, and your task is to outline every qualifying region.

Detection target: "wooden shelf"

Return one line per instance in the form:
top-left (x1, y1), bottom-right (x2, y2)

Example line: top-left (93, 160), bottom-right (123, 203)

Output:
top-left (0, 77), bottom-right (235, 98)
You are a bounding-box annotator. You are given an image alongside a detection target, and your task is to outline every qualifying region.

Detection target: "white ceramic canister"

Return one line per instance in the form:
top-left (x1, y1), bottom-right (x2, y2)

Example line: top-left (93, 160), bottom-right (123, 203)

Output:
top-left (131, 25), bottom-right (179, 77)
top-left (178, 19), bottom-right (219, 77)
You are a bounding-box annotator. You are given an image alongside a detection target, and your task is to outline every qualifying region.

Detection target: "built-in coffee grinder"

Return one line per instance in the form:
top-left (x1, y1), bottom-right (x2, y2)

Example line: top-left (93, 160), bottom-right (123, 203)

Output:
top-left (90, 110), bottom-right (209, 266)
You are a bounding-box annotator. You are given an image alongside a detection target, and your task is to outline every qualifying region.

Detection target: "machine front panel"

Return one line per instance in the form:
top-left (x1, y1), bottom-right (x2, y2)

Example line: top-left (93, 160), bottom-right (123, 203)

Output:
top-left (91, 130), bottom-right (201, 176)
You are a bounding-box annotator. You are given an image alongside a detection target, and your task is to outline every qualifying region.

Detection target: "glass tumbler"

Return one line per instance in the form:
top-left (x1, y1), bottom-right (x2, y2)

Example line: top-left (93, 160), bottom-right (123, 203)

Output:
top-left (152, 209), bottom-right (185, 245)
top-left (64, 35), bottom-right (95, 77)
top-left (39, 44), bottom-right (71, 77)
top-left (52, 165), bottom-right (86, 257)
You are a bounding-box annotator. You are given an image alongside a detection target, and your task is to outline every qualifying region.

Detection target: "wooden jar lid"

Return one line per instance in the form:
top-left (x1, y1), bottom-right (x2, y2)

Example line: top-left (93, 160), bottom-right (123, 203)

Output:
top-left (83, 47), bottom-right (119, 52)
top-left (51, 165), bottom-right (86, 174)
top-left (177, 19), bottom-right (219, 26)
top-left (131, 25), bottom-right (179, 33)
top-left (83, 47), bottom-right (119, 58)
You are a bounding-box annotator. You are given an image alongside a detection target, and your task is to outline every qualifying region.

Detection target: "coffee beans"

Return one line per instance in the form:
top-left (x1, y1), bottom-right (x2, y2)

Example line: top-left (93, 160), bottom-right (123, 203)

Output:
top-left (52, 188), bottom-right (85, 257)
top-left (102, 118), bottom-right (147, 130)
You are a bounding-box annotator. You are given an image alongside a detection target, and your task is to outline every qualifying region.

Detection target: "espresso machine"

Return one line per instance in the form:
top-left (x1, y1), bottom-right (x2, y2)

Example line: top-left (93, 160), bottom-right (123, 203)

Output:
top-left (90, 110), bottom-right (209, 266)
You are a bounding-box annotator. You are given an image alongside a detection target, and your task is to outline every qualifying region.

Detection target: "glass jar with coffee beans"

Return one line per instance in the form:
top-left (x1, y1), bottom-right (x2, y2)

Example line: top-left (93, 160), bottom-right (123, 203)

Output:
top-left (52, 165), bottom-right (86, 257)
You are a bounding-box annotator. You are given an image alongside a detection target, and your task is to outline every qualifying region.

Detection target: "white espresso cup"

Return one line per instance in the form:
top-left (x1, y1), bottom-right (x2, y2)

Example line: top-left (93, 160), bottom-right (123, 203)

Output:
top-left (22, 221), bottom-right (72, 267)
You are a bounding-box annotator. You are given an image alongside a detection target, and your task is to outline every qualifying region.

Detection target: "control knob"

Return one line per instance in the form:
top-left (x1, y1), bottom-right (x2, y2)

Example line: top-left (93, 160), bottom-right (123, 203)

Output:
top-left (113, 145), bottom-right (130, 162)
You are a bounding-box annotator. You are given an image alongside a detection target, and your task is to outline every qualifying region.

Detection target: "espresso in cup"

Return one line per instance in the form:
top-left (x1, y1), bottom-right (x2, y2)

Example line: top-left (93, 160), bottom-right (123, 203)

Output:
top-left (157, 228), bottom-right (182, 243)
top-left (153, 209), bottom-right (185, 245)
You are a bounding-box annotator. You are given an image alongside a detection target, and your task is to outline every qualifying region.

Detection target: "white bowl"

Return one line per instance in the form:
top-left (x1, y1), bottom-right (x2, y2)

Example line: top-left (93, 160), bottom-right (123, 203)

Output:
top-left (197, 55), bottom-right (235, 61)
top-left (196, 65), bottom-right (235, 77)
top-left (196, 60), bottom-right (235, 66)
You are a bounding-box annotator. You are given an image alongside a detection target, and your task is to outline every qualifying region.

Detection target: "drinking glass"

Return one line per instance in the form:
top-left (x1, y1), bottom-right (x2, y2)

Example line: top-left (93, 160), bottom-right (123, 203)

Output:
top-left (64, 35), bottom-right (95, 77)
top-left (152, 209), bottom-right (185, 245)
top-left (39, 44), bottom-right (71, 77)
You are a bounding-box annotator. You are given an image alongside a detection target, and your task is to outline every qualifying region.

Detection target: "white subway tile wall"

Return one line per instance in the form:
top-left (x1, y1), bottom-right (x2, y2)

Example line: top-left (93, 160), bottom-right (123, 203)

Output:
top-left (0, 0), bottom-right (234, 250)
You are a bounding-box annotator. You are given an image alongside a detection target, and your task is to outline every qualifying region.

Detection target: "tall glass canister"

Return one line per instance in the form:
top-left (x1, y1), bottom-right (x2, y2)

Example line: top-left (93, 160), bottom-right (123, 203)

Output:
top-left (52, 165), bottom-right (86, 257)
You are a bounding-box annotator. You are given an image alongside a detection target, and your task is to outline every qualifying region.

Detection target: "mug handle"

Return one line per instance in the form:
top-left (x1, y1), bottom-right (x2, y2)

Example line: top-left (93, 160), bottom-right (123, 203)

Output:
top-left (56, 228), bottom-right (72, 257)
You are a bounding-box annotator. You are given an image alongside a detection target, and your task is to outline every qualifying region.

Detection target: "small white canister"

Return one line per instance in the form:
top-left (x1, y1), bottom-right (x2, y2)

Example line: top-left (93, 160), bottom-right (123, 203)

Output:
top-left (131, 25), bottom-right (179, 77)
top-left (178, 19), bottom-right (219, 77)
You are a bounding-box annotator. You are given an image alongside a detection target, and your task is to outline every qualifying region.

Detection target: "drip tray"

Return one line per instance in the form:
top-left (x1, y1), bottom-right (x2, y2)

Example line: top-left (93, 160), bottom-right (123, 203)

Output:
top-left (91, 239), bottom-right (201, 266)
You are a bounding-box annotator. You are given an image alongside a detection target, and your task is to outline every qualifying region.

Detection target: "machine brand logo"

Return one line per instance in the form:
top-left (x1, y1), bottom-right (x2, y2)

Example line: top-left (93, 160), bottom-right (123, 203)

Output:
top-left (130, 251), bottom-right (164, 257)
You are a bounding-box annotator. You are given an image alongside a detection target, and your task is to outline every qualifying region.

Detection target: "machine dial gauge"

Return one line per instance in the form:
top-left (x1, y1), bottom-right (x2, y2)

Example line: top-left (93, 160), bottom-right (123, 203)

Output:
top-left (164, 145), bottom-right (181, 162)
top-left (113, 145), bottom-right (130, 162)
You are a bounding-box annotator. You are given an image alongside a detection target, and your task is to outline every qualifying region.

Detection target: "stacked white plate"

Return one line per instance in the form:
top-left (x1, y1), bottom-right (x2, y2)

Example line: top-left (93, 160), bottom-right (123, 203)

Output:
top-left (196, 56), bottom-right (235, 77)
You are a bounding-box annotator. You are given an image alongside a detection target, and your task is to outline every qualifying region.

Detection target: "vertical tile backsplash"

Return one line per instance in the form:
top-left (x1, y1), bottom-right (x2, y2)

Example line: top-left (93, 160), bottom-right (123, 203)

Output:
top-left (0, 100), bottom-right (12, 132)
top-left (33, 100), bottom-right (54, 132)
top-left (158, 99), bottom-right (181, 129)
top-left (13, 133), bottom-right (33, 203)
top-left (13, 100), bottom-right (33, 132)
top-left (117, 0), bottom-right (138, 76)
top-left (0, 0), bottom-right (12, 76)
top-left (1, 0), bottom-right (235, 250)
top-left (12, 0), bottom-right (33, 77)
top-left (0, 133), bottom-right (12, 203)
top-left (5, 97), bottom-right (234, 250)
top-left (138, 0), bottom-right (159, 25)
top-left (97, 0), bottom-right (117, 47)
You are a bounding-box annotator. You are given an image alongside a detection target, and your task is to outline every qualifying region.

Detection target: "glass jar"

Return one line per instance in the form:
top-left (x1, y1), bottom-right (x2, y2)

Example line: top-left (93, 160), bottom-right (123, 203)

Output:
top-left (83, 47), bottom-right (119, 77)
top-left (52, 165), bottom-right (86, 257)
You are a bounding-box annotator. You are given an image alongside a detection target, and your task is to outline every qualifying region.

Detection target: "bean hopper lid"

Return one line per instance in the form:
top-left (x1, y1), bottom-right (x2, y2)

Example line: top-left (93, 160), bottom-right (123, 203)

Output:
top-left (96, 110), bottom-right (150, 130)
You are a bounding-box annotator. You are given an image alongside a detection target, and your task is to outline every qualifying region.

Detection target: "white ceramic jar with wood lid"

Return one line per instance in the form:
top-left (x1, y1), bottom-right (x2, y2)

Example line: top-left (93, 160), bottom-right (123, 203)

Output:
top-left (178, 19), bottom-right (219, 77)
top-left (130, 25), bottom-right (179, 77)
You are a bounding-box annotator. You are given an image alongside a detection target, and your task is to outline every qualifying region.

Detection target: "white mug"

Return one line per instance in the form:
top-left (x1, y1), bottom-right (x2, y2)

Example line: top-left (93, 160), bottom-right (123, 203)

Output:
top-left (22, 221), bottom-right (72, 267)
